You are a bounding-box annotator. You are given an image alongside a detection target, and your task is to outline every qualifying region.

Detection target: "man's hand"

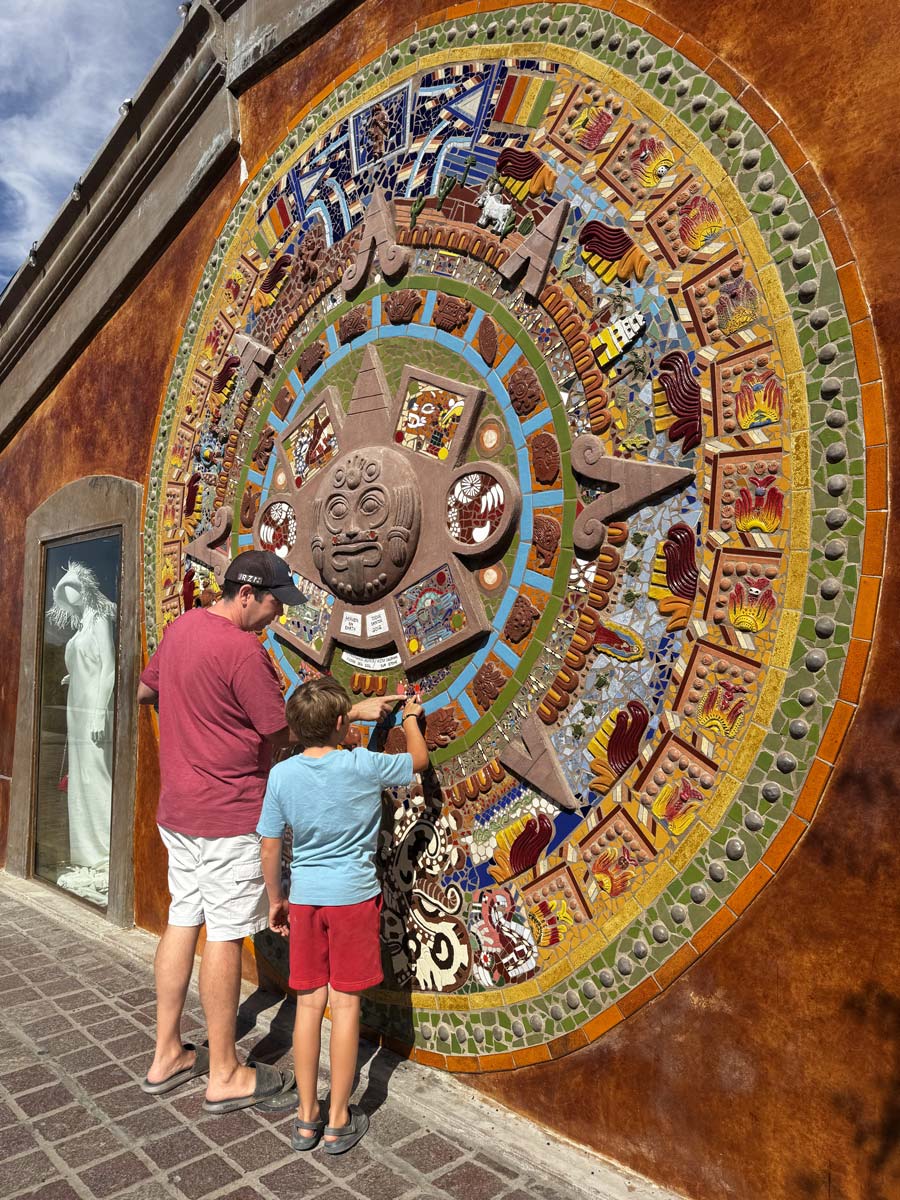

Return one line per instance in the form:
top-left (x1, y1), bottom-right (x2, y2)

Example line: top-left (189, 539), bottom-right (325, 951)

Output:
top-left (268, 898), bottom-right (290, 938)
top-left (349, 693), bottom-right (406, 722)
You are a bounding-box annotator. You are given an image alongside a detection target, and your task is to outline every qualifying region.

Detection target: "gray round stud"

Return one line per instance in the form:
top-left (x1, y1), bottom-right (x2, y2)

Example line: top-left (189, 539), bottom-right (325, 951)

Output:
top-left (422, 1024), bottom-right (433, 1040)
top-left (744, 811), bottom-right (764, 832)
top-left (617, 956), bottom-right (634, 976)
top-left (776, 752), bottom-right (798, 773)
top-left (670, 904), bottom-right (687, 924)
top-left (818, 342), bottom-right (838, 363)
top-left (805, 649), bottom-right (827, 671)
top-left (781, 221), bottom-right (801, 241)
top-left (626, 39), bottom-right (641, 58)
top-left (511, 1019), bottom-right (525, 1038)
top-left (798, 280), bottom-right (818, 303)
top-left (827, 475), bottom-right (848, 496)
top-left (825, 508), bottom-right (848, 530)
top-left (708, 861), bottom-right (727, 883)
top-left (658, 66), bottom-right (673, 83)
top-left (792, 248), bottom-right (811, 268)
top-left (692, 96), bottom-right (708, 112)
top-left (771, 195), bottom-right (787, 215)
top-left (725, 838), bottom-right (746, 861)
top-left (825, 441), bottom-right (847, 463)
top-left (651, 923), bottom-right (670, 943)
top-left (820, 578), bottom-right (841, 600)
top-left (757, 171), bottom-right (774, 191)
top-left (690, 884), bottom-right (708, 903)
top-left (676, 81), bottom-right (688, 96)
top-left (789, 718), bottom-right (809, 739)
top-left (639, 55), bottom-right (655, 72)
top-left (529, 1013), bottom-right (543, 1032)
top-left (761, 781), bottom-right (782, 803)
top-left (742, 149), bottom-right (761, 169)
top-left (582, 980), bottom-right (597, 999)
top-left (566, 988), bottom-right (580, 1010)
top-left (821, 377), bottom-right (842, 399)
top-left (550, 1004), bottom-right (564, 1021)
top-left (826, 409), bottom-right (847, 428)
top-left (633, 940), bottom-right (649, 960)
top-left (437, 1023), bottom-right (450, 1042)
top-left (798, 688), bottom-right (816, 707)
top-left (809, 308), bottom-right (829, 329)
top-left (816, 616), bottom-right (836, 638)
top-left (473, 1025), bottom-right (485, 1043)
top-left (824, 540), bottom-right (846, 561)
top-left (709, 108), bottom-right (727, 131)
top-left (599, 969), bottom-right (615, 988)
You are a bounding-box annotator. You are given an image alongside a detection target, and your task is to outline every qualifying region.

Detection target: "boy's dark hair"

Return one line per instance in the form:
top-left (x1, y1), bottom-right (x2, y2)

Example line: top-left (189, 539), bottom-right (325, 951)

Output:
top-left (220, 578), bottom-right (268, 602)
top-left (286, 676), bottom-right (352, 748)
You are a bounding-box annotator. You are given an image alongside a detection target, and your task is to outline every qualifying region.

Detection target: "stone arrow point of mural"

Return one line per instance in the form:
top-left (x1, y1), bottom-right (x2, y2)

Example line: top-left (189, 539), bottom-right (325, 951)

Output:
top-left (144, 4), bottom-right (869, 1070)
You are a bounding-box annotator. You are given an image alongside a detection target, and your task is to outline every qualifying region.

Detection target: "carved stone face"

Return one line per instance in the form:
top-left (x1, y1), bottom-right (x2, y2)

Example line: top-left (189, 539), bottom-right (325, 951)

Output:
top-left (311, 447), bottom-right (421, 602)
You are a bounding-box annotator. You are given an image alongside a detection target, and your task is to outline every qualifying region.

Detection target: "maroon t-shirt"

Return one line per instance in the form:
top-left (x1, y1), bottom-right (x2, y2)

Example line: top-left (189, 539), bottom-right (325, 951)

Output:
top-left (141, 607), bottom-right (287, 837)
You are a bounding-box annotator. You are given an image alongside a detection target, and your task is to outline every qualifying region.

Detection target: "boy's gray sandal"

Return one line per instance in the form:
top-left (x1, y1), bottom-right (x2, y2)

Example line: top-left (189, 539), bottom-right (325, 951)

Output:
top-left (291, 1114), bottom-right (326, 1151)
top-left (323, 1109), bottom-right (369, 1155)
top-left (140, 1044), bottom-right (209, 1094)
top-left (201, 1064), bottom-right (294, 1113)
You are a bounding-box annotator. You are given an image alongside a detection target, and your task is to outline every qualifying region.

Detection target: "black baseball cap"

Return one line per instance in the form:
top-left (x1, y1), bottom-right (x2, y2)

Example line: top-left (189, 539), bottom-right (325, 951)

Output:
top-left (224, 550), bottom-right (307, 605)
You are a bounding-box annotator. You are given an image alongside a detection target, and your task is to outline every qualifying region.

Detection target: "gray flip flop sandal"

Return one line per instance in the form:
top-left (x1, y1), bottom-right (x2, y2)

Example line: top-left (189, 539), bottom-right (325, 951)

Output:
top-left (323, 1109), bottom-right (369, 1155)
top-left (202, 1063), bottom-right (294, 1114)
top-left (291, 1112), bottom-right (326, 1151)
top-left (140, 1043), bottom-right (209, 1095)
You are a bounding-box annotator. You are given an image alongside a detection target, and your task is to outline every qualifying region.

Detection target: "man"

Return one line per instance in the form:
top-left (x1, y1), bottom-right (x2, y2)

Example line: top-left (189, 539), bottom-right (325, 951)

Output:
top-left (137, 550), bottom-right (400, 1112)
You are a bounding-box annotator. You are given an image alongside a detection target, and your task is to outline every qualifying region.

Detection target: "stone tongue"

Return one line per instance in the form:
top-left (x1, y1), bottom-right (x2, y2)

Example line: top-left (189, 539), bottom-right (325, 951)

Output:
top-left (343, 345), bottom-right (393, 446)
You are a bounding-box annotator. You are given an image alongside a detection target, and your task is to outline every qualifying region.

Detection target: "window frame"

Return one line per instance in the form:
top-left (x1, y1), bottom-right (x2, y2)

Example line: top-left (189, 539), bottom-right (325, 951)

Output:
top-left (8, 476), bottom-right (142, 928)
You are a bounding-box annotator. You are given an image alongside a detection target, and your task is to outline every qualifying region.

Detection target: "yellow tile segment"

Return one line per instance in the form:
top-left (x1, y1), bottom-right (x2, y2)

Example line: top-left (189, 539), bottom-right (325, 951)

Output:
top-left (755, 667), bottom-right (787, 727)
top-left (634, 862), bottom-right (676, 907)
top-left (775, 315), bottom-right (804, 375)
top-left (670, 822), bottom-right (711, 871)
top-left (736, 218), bottom-right (769, 271)
top-left (784, 551), bottom-right (809, 610)
top-left (790, 490), bottom-right (811, 550)
top-left (600, 897), bottom-right (641, 941)
top-left (758, 264), bottom-right (791, 319)
top-left (773, 608), bottom-right (802, 669)
top-left (792, 430), bottom-right (811, 488)
top-left (730, 723), bottom-right (765, 778)
top-left (787, 373), bottom-right (810, 432)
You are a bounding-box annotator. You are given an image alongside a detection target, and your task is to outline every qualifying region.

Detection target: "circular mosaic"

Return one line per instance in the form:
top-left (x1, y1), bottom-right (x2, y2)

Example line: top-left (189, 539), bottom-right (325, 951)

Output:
top-left (145, 5), bottom-right (869, 1068)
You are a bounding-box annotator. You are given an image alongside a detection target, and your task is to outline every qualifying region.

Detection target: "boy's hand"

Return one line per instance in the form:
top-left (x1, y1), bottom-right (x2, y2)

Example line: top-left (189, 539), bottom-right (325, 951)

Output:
top-left (268, 898), bottom-right (290, 938)
top-left (349, 693), bottom-right (406, 722)
top-left (402, 699), bottom-right (424, 719)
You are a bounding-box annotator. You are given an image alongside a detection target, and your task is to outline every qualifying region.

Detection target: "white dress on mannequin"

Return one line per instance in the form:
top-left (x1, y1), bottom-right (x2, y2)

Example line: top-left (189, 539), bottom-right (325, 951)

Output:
top-left (47, 563), bottom-right (117, 904)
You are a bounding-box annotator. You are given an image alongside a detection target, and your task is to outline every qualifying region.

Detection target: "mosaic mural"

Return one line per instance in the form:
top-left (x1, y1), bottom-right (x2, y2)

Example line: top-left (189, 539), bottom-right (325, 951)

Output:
top-left (145, 5), bottom-right (868, 1069)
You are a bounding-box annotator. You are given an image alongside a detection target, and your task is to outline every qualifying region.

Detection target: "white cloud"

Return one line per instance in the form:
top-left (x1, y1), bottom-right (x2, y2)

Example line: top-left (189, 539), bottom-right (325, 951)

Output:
top-left (0, 0), bottom-right (178, 291)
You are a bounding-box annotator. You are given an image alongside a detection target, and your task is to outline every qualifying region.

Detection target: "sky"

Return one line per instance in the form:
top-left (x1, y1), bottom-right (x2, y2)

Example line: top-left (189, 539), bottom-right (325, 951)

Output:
top-left (0, 0), bottom-right (179, 292)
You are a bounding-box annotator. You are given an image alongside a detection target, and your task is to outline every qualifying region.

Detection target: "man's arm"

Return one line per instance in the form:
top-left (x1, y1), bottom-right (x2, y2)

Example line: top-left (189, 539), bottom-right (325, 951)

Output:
top-left (260, 836), bottom-right (289, 937)
top-left (137, 681), bottom-right (159, 705)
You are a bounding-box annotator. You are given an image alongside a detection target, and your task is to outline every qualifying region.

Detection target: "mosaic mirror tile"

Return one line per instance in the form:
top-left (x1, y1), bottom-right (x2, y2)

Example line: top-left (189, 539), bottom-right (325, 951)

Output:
top-left (145, 4), bottom-right (869, 1068)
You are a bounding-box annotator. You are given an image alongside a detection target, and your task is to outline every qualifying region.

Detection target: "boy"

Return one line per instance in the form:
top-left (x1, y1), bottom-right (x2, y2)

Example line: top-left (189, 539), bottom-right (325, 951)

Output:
top-left (258, 676), bottom-right (428, 1154)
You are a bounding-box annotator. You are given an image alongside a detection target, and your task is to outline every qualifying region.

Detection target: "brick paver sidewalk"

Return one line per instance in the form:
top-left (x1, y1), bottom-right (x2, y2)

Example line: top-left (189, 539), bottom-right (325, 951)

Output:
top-left (0, 876), bottom-right (681, 1200)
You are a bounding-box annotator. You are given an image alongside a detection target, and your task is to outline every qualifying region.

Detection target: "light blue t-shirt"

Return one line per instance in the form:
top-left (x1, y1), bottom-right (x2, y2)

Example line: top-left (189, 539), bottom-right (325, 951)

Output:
top-left (256, 747), bottom-right (414, 905)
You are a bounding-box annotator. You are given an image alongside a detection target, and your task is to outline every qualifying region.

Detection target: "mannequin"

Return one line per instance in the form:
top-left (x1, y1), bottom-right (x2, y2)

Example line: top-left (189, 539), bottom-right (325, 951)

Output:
top-left (46, 562), bottom-right (117, 903)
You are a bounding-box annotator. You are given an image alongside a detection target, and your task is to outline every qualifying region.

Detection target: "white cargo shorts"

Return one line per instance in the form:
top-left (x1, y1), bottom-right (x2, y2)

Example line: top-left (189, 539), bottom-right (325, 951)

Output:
top-left (158, 825), bottom-right (268, 942)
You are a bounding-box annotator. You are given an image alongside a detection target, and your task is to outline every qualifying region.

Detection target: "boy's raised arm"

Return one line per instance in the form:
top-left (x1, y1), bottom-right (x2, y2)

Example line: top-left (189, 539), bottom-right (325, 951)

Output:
top-left (401, 699), bottom-right (429, 772)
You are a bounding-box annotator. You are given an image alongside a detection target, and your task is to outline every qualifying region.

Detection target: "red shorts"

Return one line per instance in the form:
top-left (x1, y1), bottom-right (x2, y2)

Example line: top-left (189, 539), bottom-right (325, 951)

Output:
top-left (289, 895), bottom-right (384, 993)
